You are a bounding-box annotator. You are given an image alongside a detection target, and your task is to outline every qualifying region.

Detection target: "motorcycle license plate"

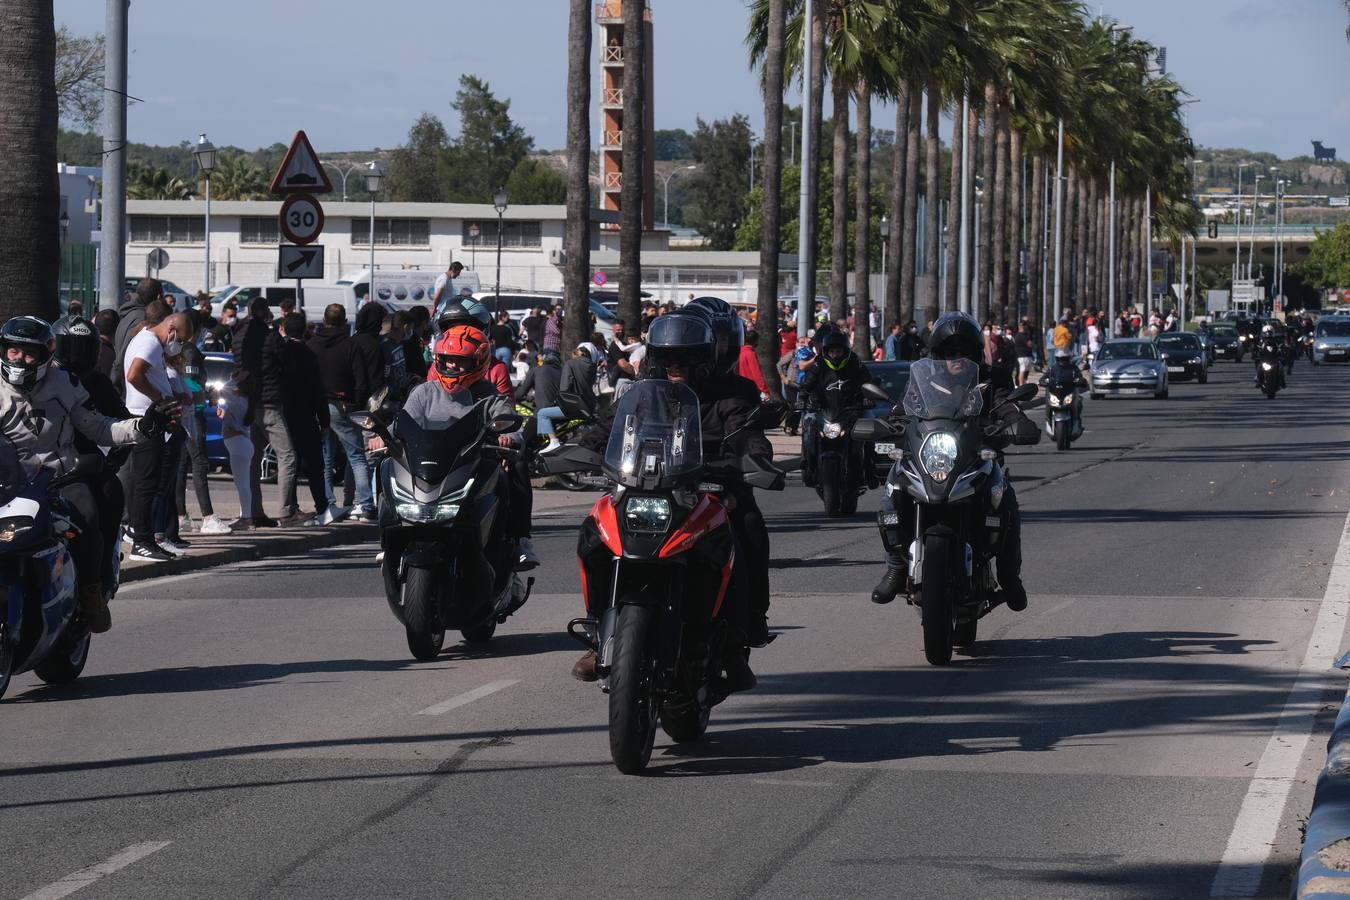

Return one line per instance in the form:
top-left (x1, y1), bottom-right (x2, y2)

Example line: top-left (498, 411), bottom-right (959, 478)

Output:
top-left (874, 442), bottom-right (896, 455)
top-left (1166, 366), bottom-right (1184, 373)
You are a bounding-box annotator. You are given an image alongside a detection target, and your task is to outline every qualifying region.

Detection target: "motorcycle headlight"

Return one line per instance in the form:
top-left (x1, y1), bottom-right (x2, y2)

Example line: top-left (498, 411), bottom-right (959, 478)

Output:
top-left (822, 421), bottom-right (845, 440)
top-left (0, 516), bottom-right (34, 542)
top-left (1261, 362), bottom-right (1274, 371)
top-left (624, 496), bottom-right (671, 533)
top-left (919, 432), bottom-right (960, 483)
top-left (396, 500), bottom-right (461, 523)
top-left (1047, 393), bottom-right (1064, 408)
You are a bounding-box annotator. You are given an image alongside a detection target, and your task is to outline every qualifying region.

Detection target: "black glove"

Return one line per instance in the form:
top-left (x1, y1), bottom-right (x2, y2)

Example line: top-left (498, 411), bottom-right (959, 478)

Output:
top-left (136, 398), bottom-right (180, 437)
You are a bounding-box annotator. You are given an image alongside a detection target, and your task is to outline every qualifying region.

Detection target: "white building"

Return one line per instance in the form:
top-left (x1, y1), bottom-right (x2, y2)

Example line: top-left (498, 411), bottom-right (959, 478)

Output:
top-left (59, 163), bottom-right (102, 246)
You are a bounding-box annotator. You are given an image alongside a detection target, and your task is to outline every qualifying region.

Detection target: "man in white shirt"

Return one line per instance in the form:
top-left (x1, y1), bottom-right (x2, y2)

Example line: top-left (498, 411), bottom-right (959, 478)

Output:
top-left (123, 312), bottom-right (192, 561)
top-left (432, 262), bottom-right (465, 321)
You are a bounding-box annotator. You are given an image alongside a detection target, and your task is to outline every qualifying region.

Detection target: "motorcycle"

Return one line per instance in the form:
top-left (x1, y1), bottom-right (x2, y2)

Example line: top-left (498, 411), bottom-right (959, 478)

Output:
top-left (1304, 333), bottom-right (1318, 365)
top-left (349, 403), bottom-right (533, 661)
top-left (517, 392), bottom-right (607, 493)
top-left (542, 380), bottom-right (785, 774)
top-left (806, 382), bottom-right (890, 517)
top-left (1039, 376), bottom-right (1083, 451)
top-left (1257, 347), bottom-right (1283, 399)
top-left (0, 448), bottom-right (111, 701)
top-left (855, 359), bottom-right (1036, 666)
top-left (1236, 331), bottom-right (1254, 362)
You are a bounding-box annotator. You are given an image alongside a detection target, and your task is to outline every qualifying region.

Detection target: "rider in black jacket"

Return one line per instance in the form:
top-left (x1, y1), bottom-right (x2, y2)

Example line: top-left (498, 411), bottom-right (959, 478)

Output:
top-left (798, 330), bottom-right (877, 487)
top-left (572, 306), bottom-right (776, 685)
top-left (871, 311), bottom-right (1039, 611)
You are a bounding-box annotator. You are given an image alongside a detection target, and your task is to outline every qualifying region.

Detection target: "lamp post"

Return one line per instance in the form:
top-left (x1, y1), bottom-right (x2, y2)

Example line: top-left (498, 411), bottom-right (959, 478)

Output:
top-left (193, 133), bottom-right (217, 292)
top-left (364, 161), bottom-right (384, 303)
top-left (658, 165), bottom-right (697, 229)
top-left (59, 210), bottom-right (70, 247)
top-left (879, 215), bottom-right (890, 336)
top-left (1249, 174), bottom-right (1263, 282)
top-left (1234, 162), bottom-right (1248, 285)
top-left (467, 223), bottom-right (480, 271)
top-left (323, 162), bottom-right (364, 202)
top-left (493, 187), bottom-right (510, 305)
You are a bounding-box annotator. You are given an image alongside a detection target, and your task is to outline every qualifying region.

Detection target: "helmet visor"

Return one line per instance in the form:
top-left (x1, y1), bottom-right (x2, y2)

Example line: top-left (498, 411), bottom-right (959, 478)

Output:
top-left (435, 353), bottom-right (479, 379)
top-left (647, 314), bottom-right (714, 350)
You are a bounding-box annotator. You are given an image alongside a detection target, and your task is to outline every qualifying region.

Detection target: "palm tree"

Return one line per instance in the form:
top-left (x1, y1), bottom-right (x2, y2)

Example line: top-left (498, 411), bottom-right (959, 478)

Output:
top-left (829, 76), bottom-right (849, 324)
top-left (976, 80), bottom-right (996, 322)
top-left (755, 0), bottom-right (787, 393)
top-left (618, 0), bottom-right (647, 333)
top-left (899, 84), bottom-right (921, 326)
top-left (209, 154), bottom-right (268, 200)
top-left (0, 0), bottom-right (59, 319)
top-left (127, 164), bottom-right (192, 201)
top-left (884, 79), bottom-right (911, 330)
top-left (562, 0), bottom-right (592, 353)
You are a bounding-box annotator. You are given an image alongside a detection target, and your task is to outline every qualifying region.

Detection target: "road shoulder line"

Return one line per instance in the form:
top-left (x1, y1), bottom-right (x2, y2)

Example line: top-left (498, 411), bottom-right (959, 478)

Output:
top-left (18, 841), bottom-right (172, 900)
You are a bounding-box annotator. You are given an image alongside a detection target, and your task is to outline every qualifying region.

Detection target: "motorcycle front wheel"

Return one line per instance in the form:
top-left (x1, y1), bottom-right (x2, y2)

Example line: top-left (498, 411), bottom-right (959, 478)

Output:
top-left (819, 456), bottom-right (842, 518)
top-left (0, 628), bottom-right (13, 701)
top-left (920, 534), bottom-right (955, 666)
top-left (1054, 419), bottom-right (1071, 452)
top-left (403, 565), bottom-right (445, 661)
top-left (608, 602), bottom-right (660, 774)
top-left (33, 627), bottom-right (90, 685)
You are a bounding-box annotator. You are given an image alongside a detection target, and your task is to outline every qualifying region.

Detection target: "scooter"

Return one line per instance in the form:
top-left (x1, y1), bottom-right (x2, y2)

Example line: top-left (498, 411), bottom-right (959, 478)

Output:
top-left (350, 403), bottom-right (532, 661)
top-left (1040, 378), bottom-right (1083, 451)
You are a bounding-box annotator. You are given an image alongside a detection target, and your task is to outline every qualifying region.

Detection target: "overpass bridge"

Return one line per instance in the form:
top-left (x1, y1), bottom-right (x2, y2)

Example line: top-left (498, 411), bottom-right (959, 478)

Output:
top-left (1189, 223), bottom-right (1333, 269)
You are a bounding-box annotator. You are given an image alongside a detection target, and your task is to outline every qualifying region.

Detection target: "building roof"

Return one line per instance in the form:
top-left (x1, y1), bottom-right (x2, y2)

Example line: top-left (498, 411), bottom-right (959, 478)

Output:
top-left (125, 199), bottom-right (621, 223)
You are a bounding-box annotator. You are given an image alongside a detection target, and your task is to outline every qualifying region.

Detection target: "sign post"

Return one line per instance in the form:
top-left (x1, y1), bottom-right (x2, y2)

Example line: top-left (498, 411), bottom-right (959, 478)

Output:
top-left (270, 131), bottom-right (333, 306)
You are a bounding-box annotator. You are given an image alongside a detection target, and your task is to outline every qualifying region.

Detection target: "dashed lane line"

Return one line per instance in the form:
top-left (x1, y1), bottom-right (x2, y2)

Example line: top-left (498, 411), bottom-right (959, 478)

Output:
top-left (18, 841), bottom-right (172, 900)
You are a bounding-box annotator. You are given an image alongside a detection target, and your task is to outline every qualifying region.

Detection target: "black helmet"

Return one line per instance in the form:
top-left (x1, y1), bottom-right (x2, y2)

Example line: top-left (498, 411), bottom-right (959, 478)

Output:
top-left (686, 296), bottom-right (745, 375)
top-left (436, 296), bottom-right (491, 333)
top-left (927, 311), bottom-right (984, 361)
top-left (646, 307), bottom-right (716, 386)
top-left (0, 316), bottom-right (55, 390)
top-left (52, 315), bottom-right (101, 376)
top-left (820, 330), bottom-right (851, 371)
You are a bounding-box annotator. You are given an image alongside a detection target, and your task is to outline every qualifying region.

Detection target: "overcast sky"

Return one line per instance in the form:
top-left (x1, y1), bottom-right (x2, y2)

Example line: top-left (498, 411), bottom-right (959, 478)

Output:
top-left (60, 0), bottom-right (1350, 159)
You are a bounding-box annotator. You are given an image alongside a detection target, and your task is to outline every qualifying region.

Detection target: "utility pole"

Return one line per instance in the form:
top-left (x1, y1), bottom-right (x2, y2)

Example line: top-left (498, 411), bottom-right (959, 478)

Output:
top-left (99, 0), bottom-right (129, 312)
top-left (1144, 186), bottom-right (1153, 315)
top-left (796, 0), bottom-right (814, 338)
top-left (1234, 163), bottom-right (1247, 285)
top-left (958, 93), bottom-right (972, 315)
top-left (1108, 160), bottom-right (1116, 334)
top-left (1052, 119), bottom-right (1065, 322)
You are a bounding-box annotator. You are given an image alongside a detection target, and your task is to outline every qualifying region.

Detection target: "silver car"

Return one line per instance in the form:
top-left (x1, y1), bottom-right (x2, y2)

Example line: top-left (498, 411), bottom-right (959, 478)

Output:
top-left (1314, 316), bottom-right (1350, 364)
top-left (1090, 339), bottom-right (1168, 400)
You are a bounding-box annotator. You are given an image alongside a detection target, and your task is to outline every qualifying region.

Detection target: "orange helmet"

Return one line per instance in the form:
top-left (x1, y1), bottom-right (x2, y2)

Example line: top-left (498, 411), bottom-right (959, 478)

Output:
top-left (431, 325), bottom-right (490, 393)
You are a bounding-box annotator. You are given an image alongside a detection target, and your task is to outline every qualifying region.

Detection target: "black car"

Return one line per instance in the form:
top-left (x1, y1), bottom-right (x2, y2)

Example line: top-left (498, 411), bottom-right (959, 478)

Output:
top-left (862, 361), bottom-right (911, 479)
top-left (1205, 321), bottom-right (1243, 361)
top-left (1155, 333), bottom-right (1207, 383)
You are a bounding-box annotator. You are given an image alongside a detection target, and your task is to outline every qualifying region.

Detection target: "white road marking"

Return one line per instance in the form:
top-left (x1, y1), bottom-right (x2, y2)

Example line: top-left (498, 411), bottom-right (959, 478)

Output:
top-left (1209, 507), bottom-right (1350, 898)
top-left (416, 679), bottom-right (520, 716)
top-left (18, 841), bottom-right (172, 900)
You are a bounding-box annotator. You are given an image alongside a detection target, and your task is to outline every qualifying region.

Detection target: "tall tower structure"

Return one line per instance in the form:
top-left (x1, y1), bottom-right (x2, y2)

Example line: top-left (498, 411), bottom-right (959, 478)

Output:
top-left (597, 0), bottom-right (655, 231)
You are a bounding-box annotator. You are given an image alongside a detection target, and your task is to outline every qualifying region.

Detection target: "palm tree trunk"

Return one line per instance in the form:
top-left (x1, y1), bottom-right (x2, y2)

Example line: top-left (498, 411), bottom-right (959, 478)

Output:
top-left (829, 75), bottom-right (849, 324)
top-left (942, 92), bottom-right (962, 315)
top-left (885, 79), bottom-right (910, 332)
top-left (965, 101), bottom-right (979, 311)
top-left (977, 81), bottom-right (996, 323)
top-left (0, 0), bottom-right (58, 319)
top-left (1084, 175), bottom-right (1097, 313)
top-left (756, 0), bottom-right (786, 395)
top-left (1007, 128), bottom-right (1023, 325)
top-left (923, 81), bottom-right (941, 325)
top-left (990, 104), bottom-right (1009, 325)
top-left (805, 2), bottom-right (825, 307)
top-left (1075, 171), bottom-right (1089, 315)
top-left (562, 0), bottom-right (592, 353)
top-left (618, 0), bottom-right (646, 333)
top-left (1028, 154), bottom-right (1045, 352)
top-left (1062, 163), bottom-right (1077, 313)
top-left (901, 86), bottom-right (920, 325)
top-left (853, 80), bottom-right (872, 354)
top-left (1124, 194), bottom-right (1138, 313)
top-left (1095, 179), bottom-right (1108, 310)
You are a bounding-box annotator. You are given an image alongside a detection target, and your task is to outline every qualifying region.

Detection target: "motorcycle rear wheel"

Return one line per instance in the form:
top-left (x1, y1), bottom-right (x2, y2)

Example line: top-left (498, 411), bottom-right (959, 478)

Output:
top-left (403, 565), bottom-right (445, 661)
top-left (557, 472), bottom-right (589, 492)
top-left (920, 534), bottom-right (954, 666)
top-left (33, 628), bottom-right (90, 685)
top-left (661, 700), bottom-right (710, 743)
top-left (609, 603), bottom-right (660, 774)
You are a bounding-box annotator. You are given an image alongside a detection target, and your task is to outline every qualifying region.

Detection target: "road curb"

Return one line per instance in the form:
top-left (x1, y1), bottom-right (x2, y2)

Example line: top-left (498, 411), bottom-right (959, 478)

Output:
top-left (121, 523), bottom-right (379, 584)
top-left (1298, 685), bottom-right (1350, 898)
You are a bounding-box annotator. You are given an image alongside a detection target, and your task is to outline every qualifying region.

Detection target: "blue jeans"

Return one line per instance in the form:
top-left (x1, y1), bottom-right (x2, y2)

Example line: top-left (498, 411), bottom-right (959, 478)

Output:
top-left (536, 405), bottom-right (564, 436)
top-left (324, 404), bottom-right (372, 509)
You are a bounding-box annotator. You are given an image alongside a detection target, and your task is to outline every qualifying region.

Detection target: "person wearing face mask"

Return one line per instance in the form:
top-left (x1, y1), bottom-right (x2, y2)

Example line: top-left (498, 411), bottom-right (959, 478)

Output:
top-left (123, 311), bottom-right (194, 562)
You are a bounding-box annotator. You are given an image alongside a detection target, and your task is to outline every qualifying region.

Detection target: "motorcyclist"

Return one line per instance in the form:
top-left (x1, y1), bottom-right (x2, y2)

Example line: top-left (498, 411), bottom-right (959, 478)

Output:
top-left (0, 316), bottom-right (172, 632)
top-left (1041, 347), bottom-right (1088, 428)
top-left (798, 329), bottom-right (878, 488)
top-left (571, 305), bottom-right (776, 685)
top-left (870, 311), bottom-right (1039, 611)
top-left (1255, 323), bottom-right (1286, 387)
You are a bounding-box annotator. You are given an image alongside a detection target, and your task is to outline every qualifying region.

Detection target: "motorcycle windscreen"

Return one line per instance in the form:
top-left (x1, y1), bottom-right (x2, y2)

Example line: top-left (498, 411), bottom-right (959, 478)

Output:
top-left (393, 404), bottom-right (488, 487)
top-left (603, 379), bottom-right (702, 490)
top-left (903, 358), bottom-right (983, 420)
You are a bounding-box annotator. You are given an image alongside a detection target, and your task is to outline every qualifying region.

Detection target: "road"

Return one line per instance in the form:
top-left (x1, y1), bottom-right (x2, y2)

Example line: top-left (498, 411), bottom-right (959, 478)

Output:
top-left (3, 359), bottom-right (1349, 900)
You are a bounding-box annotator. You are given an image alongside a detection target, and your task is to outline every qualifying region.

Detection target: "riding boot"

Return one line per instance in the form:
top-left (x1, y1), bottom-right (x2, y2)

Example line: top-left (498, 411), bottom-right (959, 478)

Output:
top-left (871, 564), bottom-right (906, 605)
top-left (721, 643), bottom-right (757, 693)
top-left (78, 583), bottom-right (111, 633)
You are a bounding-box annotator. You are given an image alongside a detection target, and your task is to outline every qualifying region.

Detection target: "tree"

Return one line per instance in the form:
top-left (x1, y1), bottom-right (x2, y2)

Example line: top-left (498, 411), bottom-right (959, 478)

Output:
top-left (126, 164), bottom-right (191, 200)
top-left (506, 157), bottom-right (566, 205)
top-left (563, 0), bottom-right (592, 353)
top-left (208, 154), bottom-right (268, 200)
top-left (653, 128), bottom-right (693, 161)
top-left (1298, 222), bottom-right (1350, 289)
top-left (685, 115), bottom-right (753, 251)
top-left (387, 114), bottom-right (450, 202)
top-left (755, 0), bottom-right (787, 394)
top-left (55, 24), bottom-right (102, 131)
top-left (618, 0), bottom-right (647, 332)
top-left (0, 0), bottom-right (59, 319)
top-left (444, 75), bottom-right (533, 202)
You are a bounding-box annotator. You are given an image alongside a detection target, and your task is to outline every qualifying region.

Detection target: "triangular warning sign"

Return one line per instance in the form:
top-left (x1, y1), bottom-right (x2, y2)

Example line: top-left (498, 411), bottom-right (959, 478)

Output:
top-left (270, 130), bottom-right (333, 195)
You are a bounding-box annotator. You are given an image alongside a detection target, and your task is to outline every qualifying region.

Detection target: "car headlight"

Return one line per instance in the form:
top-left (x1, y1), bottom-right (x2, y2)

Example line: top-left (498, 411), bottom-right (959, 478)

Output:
top-left (624, 496), bottom-right (671, 533)
top-left (821, 421), bottom-right (845, 439)
top-left (919, 432), bottom-right (959, 483)
top-left (1317, 343), bottom-right (1330, 351)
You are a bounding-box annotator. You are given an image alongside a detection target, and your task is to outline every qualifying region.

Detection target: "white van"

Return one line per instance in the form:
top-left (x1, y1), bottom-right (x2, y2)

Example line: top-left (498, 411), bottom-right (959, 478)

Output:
top-left (210, 283), bottom-right (300, 320)
top-left (335, 268), bottom-right (482, 309)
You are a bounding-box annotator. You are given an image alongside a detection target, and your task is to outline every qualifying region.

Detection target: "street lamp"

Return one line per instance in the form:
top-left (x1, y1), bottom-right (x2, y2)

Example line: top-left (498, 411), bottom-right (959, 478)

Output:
top-left (364, 161), bottom-right (384, 303)
top-left (657, 165), bottom-right (697, 229)
top-left (193, 133), bottom-right (217, 292)
top-left (749, 133), bottom-right (759, 191)
top-left (1234, 162), bottom-right (1248, 285)
top-left (879, 215), bottom-right (890, 336)
top-left (59, 209), bottom-right (70, 247)
top-left (1249, 173), bottom-right (1264, 281)
top-left (323, 162), bottom-right (364, 202)
top-left (493, 186), bottom-right (510, 305)
top-left (467, 222), bottom-right (480, 271)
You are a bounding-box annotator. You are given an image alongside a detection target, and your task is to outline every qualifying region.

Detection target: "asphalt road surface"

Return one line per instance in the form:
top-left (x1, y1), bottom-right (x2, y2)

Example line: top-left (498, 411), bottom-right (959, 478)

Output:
top-left (4, 359), bottom-right (1350, 900)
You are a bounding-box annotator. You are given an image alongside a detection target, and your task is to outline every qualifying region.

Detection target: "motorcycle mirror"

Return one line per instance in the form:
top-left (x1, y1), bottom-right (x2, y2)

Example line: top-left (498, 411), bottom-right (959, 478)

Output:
top-left (490, 414), bottom-right (524, 435)
top-left (348, 412), bottom-right (377, 432)
top-left (1006, 384), bottom-right (1037, 404)
top-left (861, 382), bottom-right (891, 405)
top-left (853, 418), bottom-right (899, 441)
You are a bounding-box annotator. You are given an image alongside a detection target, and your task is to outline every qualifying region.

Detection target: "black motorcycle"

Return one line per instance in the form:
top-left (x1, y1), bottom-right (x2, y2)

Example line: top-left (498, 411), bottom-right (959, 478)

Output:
top-left (856, 359), bottom-right (1036, 666)
top-left (1039, 376), bottom-right (1083, 451)
top-left (806, 382), bottom-right (890, 517)
top-left (1256, 342), bottom-right (1284, 400)
top-left (350, 403), bottom-right (532, 660)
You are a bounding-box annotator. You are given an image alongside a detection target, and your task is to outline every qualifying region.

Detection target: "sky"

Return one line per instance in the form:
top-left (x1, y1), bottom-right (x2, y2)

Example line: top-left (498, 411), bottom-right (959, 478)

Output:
top-left (59, 0), bottom-right (1350, 160)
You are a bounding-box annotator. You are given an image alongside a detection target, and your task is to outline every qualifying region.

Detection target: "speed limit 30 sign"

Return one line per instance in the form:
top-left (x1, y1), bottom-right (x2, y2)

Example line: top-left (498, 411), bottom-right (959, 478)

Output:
top-left (279, 195), bottom-right (324, 245)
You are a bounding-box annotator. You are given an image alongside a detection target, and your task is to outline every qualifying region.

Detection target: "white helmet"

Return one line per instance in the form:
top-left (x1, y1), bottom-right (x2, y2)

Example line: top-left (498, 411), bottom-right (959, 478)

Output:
top-left (1261, 324), bottom-right (1274, 336)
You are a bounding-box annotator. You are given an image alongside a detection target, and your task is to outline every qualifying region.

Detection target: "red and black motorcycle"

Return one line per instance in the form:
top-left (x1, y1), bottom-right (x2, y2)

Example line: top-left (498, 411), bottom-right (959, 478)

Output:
top-left (544, 380), bottom-right (784, 774)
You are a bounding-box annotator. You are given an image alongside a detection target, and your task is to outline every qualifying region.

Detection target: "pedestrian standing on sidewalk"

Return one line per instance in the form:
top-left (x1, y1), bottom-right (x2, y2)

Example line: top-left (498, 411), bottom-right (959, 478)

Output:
top-left (278, 313), bottom-right (335, 525)
top-left (176, 311), bottom-right (229, 535)
top-left (310, 304), bottom-right (380, 521)
top-left (543, 304), bottom-right (563, 354)
top-left (739, 330), bottom-right (770, 401)
top-left (113, 277), bottom-right (162, 393)
top-left (216, 378), bottom-right (256, 531)
top-left (431, 261), bottom-right (465, 321)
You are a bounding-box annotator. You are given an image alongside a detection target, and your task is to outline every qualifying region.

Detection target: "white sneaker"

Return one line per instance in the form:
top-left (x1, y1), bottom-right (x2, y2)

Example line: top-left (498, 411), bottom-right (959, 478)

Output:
top-left (542, 438), bottom-right (563, 454)
top-left (375, 550), bottom-right (386, 563)
top-left (199, 515), bottom-right (231, 535)
top-left (159, 537), bottom-right (190, 557)
top-left (325, 505), bottom-right (351, 523)
top-left (121, 526), bottom-right (134, 547)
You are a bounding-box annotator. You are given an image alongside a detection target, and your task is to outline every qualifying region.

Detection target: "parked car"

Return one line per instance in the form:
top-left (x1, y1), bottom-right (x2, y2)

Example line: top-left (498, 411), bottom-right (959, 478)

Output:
top-left (124, 277), bottom-right (191, 311)
top-left (1090, 339), bottom-right (1168, 400)
top-left (478, 291), bottom-right (619, 333)
top-left (1314, 316), bottom-right (1350, 364)
top-left (1155, 333), bottom-right (1207, 383)
top-left (202, 352), bottom-right (277, 480)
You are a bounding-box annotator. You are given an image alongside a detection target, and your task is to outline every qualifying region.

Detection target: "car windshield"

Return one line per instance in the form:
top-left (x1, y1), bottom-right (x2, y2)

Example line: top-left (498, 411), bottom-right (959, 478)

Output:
top-left (1156, 335), bottom-right (1199, 349)
top-left (1317, 320), bottom-right (1350, 337)
top-left (1209, 323), bottom-right (1235, 335)
top-left (393, 404), bottom-right (489, 486)
top-left (902, 358), bottom-right (983, 420)
top-left (1098, 342), bottom-right (1158, 361)
top-left (603, 379), bottom-right (702, 489)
